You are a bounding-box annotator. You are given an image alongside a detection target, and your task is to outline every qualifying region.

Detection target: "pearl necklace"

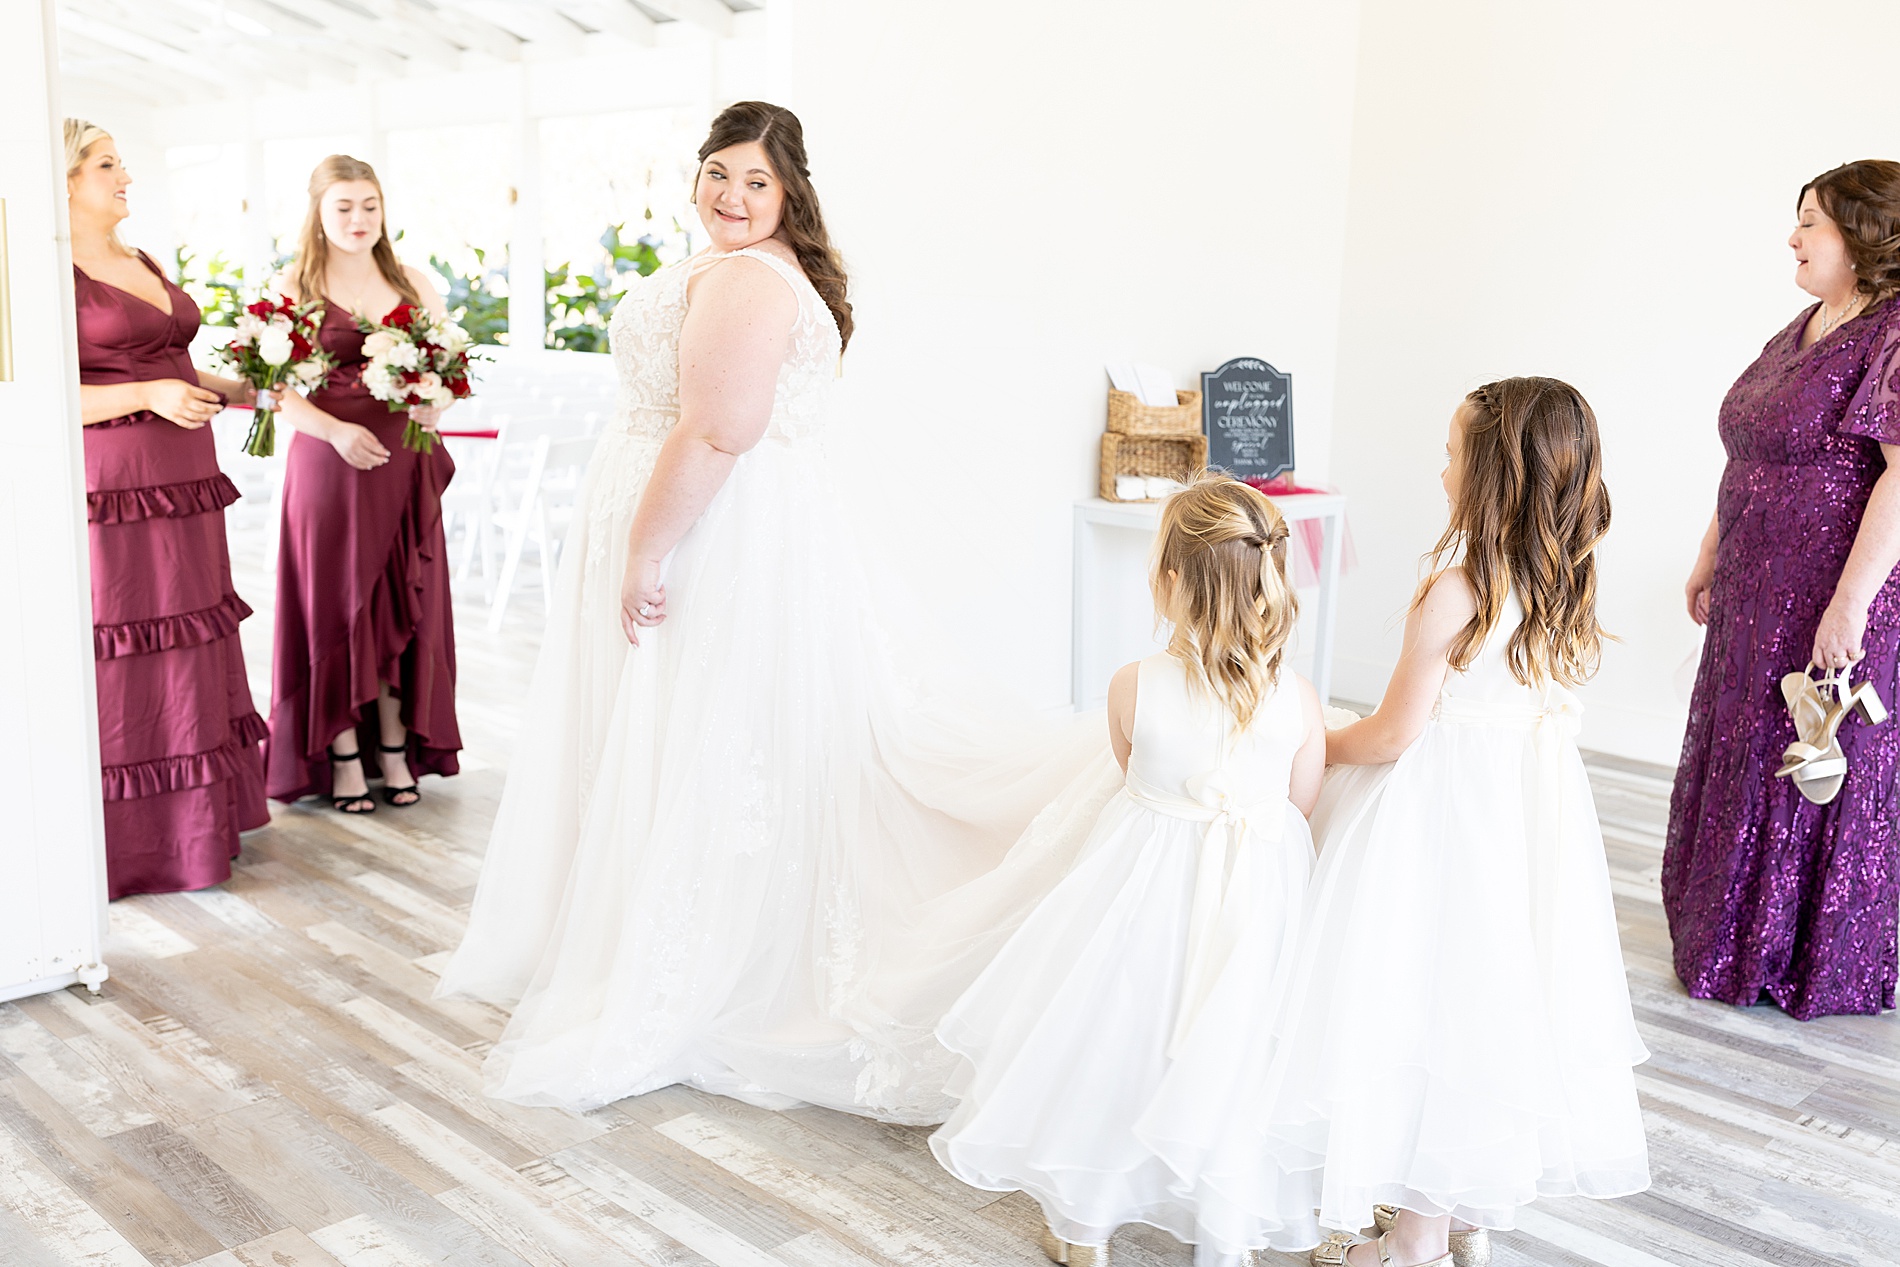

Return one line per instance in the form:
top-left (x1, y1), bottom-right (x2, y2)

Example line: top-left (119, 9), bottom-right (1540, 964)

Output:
top-left (1819, 292), bottom-right (1867, 339)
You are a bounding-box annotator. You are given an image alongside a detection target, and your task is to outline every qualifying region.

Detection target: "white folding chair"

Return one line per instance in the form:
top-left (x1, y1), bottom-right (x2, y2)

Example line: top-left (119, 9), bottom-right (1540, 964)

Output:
top-left (486, 428), bottom-right (599, 632)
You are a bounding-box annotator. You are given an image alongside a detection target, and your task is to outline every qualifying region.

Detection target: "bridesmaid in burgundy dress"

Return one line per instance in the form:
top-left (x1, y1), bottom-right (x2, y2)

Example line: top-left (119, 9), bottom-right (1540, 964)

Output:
top-left (1666, 160), bottom-right (1900, 1019)
top-left (265, 155), bottom-right (460, 813)
top-left (66, 119), bottom-right (269, 898)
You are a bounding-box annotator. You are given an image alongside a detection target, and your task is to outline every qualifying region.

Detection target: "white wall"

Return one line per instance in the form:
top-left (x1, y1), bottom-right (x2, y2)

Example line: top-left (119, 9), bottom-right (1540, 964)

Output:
top-left (0, 0), bottom-right (109, 1002)
top-left (787, 0), bottom-right (1363, 710)
top-left (1327, 0), bottom-right (1900, 764)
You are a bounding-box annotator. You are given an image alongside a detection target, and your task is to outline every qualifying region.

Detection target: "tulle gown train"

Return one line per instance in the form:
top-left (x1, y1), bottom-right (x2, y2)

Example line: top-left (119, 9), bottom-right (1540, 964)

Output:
top-left (437, 247), bottom-right (1102, 1122)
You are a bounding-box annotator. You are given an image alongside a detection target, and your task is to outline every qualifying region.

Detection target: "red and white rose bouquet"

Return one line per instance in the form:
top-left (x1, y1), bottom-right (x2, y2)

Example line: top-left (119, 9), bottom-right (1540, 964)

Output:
top-left (356, 303), bottom-right (476, 454)
top-left (216, 295), bottom-right (336, 457)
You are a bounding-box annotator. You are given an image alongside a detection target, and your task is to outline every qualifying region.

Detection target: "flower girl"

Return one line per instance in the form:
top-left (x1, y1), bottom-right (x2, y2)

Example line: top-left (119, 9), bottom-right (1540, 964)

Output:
top-left (1160, 378), bottom-right (1651, 1267)
top-left (930, 474), bottom-right (1326, 1266)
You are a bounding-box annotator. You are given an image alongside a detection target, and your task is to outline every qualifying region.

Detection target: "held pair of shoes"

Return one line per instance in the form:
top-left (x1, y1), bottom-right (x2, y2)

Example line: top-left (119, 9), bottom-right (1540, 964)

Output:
top-left (1776, 663), bottom-right (1888, 805)
top-left (1309, 1207), bottom-right (1490, 1267)
top-left (326, 743), bottom-right (423, 814)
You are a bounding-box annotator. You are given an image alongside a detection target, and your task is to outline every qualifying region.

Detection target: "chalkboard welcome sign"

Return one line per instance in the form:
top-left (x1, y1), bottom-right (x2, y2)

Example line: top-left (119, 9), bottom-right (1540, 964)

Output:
top-left (1201, 357), bottom-right (1294, 481)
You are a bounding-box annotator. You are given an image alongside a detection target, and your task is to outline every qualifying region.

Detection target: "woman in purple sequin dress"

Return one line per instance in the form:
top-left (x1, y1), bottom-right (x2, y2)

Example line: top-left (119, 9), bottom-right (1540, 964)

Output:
top-left (1665, 161), bottom-right (1900, 1019)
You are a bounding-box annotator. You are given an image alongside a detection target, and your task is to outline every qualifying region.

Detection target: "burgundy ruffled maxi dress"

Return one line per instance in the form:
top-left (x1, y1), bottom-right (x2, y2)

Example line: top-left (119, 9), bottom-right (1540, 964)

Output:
top-left (76, 251), bottom-right (269, 899)
top-left (265, 302), bottom-right (461, 802)
top-left (1664, 300), bottom-right (1900, 1019)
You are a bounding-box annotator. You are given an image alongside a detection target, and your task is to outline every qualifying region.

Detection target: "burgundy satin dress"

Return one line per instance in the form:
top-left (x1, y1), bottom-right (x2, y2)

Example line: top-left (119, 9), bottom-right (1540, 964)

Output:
top-left (76, 251), bottom-right (269, 899)
top-left (265, 301), bottom-right (461, 801)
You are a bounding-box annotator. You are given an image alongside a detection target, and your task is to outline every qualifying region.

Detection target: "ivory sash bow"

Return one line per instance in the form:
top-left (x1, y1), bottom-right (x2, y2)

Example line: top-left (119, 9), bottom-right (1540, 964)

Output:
top-left (1432, 689), bottom-right (1584, 992)
top-left (1125, 769), bottom-right (1284, 1058)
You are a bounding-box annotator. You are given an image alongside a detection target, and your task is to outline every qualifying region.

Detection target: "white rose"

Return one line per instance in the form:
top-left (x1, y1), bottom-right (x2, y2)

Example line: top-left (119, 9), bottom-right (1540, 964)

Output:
top-left (417, 371), bottom-right (442, 394)
top-left (267, 313), bottom-right (293, 334)
top-left (293, 359), bottom-right (325, 387)
top-left (257, 329), bottom-right (294, 367)
top-left (387, 340), bottom-right (420, 371)
top-left (362, 329), bottom-right (401, 358)
top-left (234, 314), bottom-right (265, 343)
top-left (430, 387), bottom-right (455, 408)
top-left (436, 323), bottom-right (471, 355)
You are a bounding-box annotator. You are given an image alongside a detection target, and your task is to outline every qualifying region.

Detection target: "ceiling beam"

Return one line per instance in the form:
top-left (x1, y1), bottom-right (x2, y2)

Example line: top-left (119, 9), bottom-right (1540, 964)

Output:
top-left (639, 0), bottom-right (733, 39)
top-left (447, 0), bottom-right (585, 55)
top-left (551, 0), bottom-right (656, 47)
top-left (58, 7), bottom-right (285, 88)
top-left (296, 0), bottom-right (465, 71)
top-left (395, 0), bottom-right (522, 60)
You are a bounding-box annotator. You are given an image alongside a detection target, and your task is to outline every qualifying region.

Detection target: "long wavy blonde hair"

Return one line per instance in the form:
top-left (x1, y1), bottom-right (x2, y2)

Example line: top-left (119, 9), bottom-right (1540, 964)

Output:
top-left (1421, 376), bottom-right (1611, 686)
top-left (63, 118), bottom-right (133, 256)
top-left (1151, 473), bottom-right (1299, 729)
top-left (290, 155), bottom-right (420, 310)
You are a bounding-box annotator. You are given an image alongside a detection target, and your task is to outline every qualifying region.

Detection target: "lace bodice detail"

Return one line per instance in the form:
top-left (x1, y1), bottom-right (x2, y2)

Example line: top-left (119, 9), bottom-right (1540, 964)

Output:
top-left (606, 247), bottom-right (840, 444)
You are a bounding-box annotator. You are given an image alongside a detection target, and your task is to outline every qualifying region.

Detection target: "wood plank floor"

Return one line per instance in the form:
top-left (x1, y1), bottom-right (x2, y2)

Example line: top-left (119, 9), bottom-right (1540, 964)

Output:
top-left (5, 498), bottom-right (1897, 1266)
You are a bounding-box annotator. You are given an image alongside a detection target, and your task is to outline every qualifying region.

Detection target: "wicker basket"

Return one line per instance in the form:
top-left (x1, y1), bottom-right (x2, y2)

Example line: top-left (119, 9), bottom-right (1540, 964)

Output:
top-left (1100, 432), bottom-right (1208, 501)
top-left (1107, 388), bottom-right (1202, 436)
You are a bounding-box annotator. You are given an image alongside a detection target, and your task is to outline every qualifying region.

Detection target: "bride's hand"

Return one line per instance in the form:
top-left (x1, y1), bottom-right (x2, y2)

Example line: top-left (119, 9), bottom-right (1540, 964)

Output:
top-left (620, 556), bottom-right (666, 646)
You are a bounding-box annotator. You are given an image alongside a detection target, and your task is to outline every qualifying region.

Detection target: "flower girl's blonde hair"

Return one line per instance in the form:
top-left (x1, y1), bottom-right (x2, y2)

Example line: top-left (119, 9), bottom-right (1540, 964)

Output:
top-left (1151, 473), bottom-right (1298, 729)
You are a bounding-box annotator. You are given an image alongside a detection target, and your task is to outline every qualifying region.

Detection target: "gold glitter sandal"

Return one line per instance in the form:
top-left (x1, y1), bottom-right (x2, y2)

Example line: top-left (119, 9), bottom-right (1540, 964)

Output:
top-left (1039, 1224), bottom-right (1109, 1267)
top-left (1314, 1230), bottom-right (1452, 1267)
top-left (1372, 1207), bottom-right (1491, 1267)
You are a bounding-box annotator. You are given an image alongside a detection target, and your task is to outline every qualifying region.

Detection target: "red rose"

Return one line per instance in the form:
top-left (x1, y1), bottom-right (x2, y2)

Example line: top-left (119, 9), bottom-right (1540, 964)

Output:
top-left (384, 303), bottom-right (417, 329)
top-left (290, 334), bottom-right (311, 361)
top-left (246, 299), bottom-right (273, 318)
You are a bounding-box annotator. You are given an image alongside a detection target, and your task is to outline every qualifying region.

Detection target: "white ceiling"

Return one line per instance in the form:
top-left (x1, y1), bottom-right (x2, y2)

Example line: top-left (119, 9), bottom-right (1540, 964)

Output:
top-left (57, 0), bottom-right (761, 104)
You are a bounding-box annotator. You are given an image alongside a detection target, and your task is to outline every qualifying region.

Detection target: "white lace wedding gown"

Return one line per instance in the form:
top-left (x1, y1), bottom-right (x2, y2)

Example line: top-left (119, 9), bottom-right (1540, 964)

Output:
top-left (436, 248), bottom-right (1106, 1122)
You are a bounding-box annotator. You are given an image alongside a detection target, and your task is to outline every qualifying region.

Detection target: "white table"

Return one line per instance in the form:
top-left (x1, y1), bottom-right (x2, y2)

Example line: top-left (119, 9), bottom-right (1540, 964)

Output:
top-left (1071, 492), bottom-right (1347, 709)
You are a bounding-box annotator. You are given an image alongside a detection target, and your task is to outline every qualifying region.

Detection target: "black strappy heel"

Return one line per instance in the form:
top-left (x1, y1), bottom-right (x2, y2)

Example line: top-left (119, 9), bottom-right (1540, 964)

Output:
top-left (378, 742), bottom-right (421, 807)
top-left (327, 745), bottom-right (376, 814)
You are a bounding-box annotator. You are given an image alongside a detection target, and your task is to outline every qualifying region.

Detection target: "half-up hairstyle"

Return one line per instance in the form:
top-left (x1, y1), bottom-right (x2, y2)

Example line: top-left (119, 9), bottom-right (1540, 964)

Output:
top-left (697, 101), bottom-right (854, 350)
top-left (63, 119), bottom-right (133, 256)
top-left (290, 155), bottom-right (420, 312)
top-left (1802, 160), bottom-right (1900, 310)
top-left (1422, 376), bottom-right (1611, 686)
top-left (1151, 473), bottom-right (1299, 730)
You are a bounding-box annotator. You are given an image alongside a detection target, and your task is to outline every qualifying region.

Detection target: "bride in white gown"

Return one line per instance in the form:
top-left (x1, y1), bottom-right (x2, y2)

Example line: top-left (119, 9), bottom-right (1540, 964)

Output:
top-left (437, 102), bottom-right (1108, 1123)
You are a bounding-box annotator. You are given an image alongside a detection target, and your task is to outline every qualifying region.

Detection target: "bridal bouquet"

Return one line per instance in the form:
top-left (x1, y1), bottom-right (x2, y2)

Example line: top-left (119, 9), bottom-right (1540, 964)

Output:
top-left (356, 302), bottom-right (476, 454)
top-left (216, 295), bottom-right (335, 457)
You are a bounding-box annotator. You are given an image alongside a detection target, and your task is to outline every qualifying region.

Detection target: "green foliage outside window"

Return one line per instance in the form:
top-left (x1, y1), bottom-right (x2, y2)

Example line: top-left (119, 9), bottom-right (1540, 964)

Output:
top-left (382, 220), bottom-right (680, 352)
top-left (544, 221), bottom-right (670, 353)
top-left (429, 246), bottom-right (511, 346)
top-left (172, 247), bottom-right (247, 327)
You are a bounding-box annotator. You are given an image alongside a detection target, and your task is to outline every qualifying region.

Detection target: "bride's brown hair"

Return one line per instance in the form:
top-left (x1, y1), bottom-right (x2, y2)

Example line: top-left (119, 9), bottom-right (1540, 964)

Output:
top-left (1420, 376), bottom-right (1611, 686)
top-left (697, 101), bottom-right (853, 350)
top-left (290, 155), bottom-right (420, 311)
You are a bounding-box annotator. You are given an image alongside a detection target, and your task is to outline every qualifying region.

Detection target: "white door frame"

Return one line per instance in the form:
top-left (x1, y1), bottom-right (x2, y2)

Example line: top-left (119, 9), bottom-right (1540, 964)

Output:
top-left (0, 0), bottom-right (110, 1004)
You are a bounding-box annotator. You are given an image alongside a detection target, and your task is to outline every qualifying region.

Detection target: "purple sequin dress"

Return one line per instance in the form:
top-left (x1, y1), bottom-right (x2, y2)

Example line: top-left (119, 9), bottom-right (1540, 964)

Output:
top-left (1664, 300), bottom-right (1900, 1020)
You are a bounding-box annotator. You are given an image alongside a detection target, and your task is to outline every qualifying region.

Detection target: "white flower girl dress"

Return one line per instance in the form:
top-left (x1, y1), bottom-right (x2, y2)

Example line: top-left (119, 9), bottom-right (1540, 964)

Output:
top-left (931, 652), bottom-right (1316, 1262)
top-left (1145, 593), bottom-right (1650, 1248)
